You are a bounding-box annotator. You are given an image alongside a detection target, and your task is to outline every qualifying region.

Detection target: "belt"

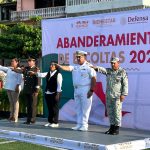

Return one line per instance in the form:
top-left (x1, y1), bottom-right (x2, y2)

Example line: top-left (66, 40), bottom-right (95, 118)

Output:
top-left (74, 85), bottom-right (90, 89)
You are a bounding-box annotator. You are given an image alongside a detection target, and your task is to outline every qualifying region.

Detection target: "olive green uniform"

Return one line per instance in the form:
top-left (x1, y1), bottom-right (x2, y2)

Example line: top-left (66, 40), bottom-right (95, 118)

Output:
top-left (97, 67), bottom-right (128, 126)
top-left (23, 66), bottom-right (40, 123)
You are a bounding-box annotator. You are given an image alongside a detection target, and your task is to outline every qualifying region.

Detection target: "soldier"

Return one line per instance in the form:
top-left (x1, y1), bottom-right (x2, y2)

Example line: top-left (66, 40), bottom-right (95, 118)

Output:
top-left (56, 50), bottom-right (96, 131)
top-left (92, 57), bottom-right (128, 135)
top-left (22, 57), bottom-right (40, 124)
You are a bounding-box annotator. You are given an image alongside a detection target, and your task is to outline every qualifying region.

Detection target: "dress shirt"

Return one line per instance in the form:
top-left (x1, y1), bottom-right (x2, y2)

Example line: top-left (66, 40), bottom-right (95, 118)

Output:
top-left (69, 61), bottom-right (96, 87)
top-left (0, 65), bottom-right (23, 91)
top-left (37, 70), bottom-right (62, 94)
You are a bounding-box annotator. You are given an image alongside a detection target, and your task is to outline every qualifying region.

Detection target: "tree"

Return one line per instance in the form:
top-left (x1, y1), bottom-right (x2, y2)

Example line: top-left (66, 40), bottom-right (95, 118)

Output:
top-left (0, 21), bottom-right (41, 59)
top-left (0, 0), bottom-right (16, 3)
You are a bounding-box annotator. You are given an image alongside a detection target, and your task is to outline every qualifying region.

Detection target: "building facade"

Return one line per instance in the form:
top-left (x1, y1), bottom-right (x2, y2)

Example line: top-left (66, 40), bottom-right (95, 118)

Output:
top-left (0, 0), bottom-right (150, 23)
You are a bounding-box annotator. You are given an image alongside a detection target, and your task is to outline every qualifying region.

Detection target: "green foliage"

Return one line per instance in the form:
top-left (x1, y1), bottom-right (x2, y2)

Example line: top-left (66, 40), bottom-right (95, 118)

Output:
top-left (0, 89), bottom-right (9, 111)
top-left (0, 22), bottom-right (41, 59)
top-left (0, 0), bottom-right (16, 4)
top-left (0, 24), bottom-right (9, 30)
top-left (30, 16), bottom-right (42, 22)
top-left (37, 88), bottom-right (43, 114)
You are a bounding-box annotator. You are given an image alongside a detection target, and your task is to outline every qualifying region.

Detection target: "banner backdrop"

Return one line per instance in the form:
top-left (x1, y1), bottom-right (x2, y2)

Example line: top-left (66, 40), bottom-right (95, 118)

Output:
top-left (42, 9), bottom-right (150, 130)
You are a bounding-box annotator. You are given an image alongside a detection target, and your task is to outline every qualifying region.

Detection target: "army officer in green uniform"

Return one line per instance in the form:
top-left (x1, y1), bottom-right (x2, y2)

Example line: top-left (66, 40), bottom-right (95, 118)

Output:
top-left (92, 57), bottom-right (128, 135)
top-left (22, 57), bottom-right (40, 124)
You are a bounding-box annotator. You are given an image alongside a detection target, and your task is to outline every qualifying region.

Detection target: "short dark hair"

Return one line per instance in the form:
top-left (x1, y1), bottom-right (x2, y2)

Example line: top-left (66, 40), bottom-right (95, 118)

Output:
top-left (11, 58), bottom-right (20, 67)
top-left (50, 61), bottom-right (59, 71)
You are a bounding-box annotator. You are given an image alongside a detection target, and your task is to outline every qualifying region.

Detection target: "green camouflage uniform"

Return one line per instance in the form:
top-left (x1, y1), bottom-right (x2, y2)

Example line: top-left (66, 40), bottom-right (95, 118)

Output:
top-left (97, 66), bottom-right (128, 126)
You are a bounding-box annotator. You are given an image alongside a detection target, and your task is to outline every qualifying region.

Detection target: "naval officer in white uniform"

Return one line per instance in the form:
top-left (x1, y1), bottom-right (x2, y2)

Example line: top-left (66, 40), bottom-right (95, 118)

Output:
top-left (56, 50), bottom-right (96, 131)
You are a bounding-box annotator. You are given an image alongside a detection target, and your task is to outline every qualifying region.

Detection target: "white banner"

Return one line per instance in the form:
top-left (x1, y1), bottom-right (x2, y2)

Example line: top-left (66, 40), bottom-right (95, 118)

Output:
top-left (42, 9), bottom-right (150, 130)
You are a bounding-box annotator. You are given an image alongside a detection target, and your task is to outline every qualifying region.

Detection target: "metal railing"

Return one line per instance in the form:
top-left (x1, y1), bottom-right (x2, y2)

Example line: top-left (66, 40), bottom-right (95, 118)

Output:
top-left (11, 6), bottom-right (66, 21)
top-left (66, 0), bottom-right (113, 6)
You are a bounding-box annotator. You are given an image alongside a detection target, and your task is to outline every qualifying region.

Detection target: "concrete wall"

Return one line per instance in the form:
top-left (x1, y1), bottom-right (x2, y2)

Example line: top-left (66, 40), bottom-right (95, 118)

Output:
top-left (66, 0), bottom-right (150, 14)
top-left (17, 0), bottom-right (35, 11)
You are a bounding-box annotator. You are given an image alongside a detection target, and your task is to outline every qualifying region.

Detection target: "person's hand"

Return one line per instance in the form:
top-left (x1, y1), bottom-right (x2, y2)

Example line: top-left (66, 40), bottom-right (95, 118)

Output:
top-left (55, 63), bottom-right (61, 68)
top-left (33, 92), bottom-right (38, 97)
top-left (120, 95), bottom-right (125, 102)
top-left (55, 92), bottom-right (61, 101)
top-left (90, 66), bottom-right (98, 71)
top-left (87, 90), bottom-right (93, 98)
top-left (12, 68), bottom-right (23, 73)
top-left (28, 71), bottom-right (36, 76)
top-left (15, 85), bottom-right (20, 92)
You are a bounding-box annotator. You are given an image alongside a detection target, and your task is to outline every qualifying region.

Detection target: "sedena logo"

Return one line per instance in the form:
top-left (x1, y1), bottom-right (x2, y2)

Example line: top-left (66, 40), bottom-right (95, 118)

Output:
top-left (93, 18), bottom-right (115, 27)
top-left (128, 15), bottom-right (148, 24)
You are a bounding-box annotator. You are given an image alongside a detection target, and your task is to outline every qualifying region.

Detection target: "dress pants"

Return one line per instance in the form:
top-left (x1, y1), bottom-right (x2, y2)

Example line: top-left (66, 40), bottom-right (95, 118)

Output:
top-left (7, 90), bottom-right (20, 121)
top-left (24, 93), bottom-right (38, 122)
top-left (45, 93), bottom-right (59, 124)
top-left (74, 86), bottom-right (93, 128)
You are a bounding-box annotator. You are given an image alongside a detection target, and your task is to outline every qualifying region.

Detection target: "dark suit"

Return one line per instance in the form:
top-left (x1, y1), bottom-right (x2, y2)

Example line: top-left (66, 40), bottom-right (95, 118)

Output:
top-left (23, 66), bottom-right (40, 123)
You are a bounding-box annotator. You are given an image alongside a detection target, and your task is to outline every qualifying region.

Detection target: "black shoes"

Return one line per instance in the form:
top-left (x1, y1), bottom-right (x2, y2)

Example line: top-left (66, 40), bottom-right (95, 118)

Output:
top-left (105, 125), bottom-right (119, 135)
top-left (23, 120), bottom-right (35, 125)
top-left (23, 121), bottom-right (31, 125)
top-left (105, 125), bottom-right (114, 134)
top-left (31, 120), bottom-right (35, 124)
top-left (111, 126), bottom-right (119, 135)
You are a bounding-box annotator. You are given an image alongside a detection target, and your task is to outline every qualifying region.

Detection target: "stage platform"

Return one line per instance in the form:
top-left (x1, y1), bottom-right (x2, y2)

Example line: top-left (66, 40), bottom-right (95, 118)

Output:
top-left (0, 118), bottom-right (150, 150)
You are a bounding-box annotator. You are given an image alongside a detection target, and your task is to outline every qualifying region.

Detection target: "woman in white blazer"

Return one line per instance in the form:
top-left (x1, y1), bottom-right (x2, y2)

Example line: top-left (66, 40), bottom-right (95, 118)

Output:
top-left (0, 58), bottom-right (23, 122)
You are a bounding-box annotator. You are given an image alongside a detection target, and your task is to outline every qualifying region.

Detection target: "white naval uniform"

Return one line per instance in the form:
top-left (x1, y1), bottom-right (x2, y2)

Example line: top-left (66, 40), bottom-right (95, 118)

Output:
top-left (69, 61), bottom-right (96, 128)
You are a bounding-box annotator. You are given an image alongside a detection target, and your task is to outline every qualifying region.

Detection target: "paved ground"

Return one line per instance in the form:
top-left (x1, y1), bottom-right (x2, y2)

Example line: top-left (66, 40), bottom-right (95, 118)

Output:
top-left (0, 117), bottom-right (150, 146)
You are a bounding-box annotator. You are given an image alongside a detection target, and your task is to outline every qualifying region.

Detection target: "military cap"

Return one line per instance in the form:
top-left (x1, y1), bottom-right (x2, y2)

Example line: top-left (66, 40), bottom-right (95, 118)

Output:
top-left (110, 57), bottom-right (120, 63)
top-left (27, 57), bottom-right (36, 61)
top-left (76, 50), bottom-right (87, 56)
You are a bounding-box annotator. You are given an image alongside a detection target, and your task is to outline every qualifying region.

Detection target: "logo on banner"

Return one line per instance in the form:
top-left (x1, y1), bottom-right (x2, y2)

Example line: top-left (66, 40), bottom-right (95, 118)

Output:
top-left (128, 15), bottom-right (148, 24)
top-left (114, 142), bottom-right (133, 150)
top-left (84, 143), bottom-right (99, 150)
top-left (92, 18), bottom-right (115, 27)
top-left (49, 137), bottom-right (64, 144)
top-left (24, 134), bottom-right (36, 140)
top-left (121, 16), bottom-right (148, 25)
top-left (74, 20), bottom-right (89, 28)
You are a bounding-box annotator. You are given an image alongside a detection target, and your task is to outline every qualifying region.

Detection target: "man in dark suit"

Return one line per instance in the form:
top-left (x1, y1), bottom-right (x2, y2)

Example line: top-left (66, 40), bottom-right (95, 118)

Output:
top-left (23, 57), bottom-right (40, 124)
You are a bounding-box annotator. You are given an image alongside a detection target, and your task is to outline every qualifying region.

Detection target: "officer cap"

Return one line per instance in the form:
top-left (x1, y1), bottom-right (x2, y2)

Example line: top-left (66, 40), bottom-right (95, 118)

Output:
top-left (76, 50), bottom-right (87, 56)
top-left (27, 56), bottom-right (36, 61)
top-left (110, 57), bottom-right (120, 63)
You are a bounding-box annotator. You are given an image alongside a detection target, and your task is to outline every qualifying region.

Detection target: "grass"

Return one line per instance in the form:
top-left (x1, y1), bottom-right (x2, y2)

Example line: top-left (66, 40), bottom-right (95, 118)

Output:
top-left (0, 138), bottom-right (58, 150)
